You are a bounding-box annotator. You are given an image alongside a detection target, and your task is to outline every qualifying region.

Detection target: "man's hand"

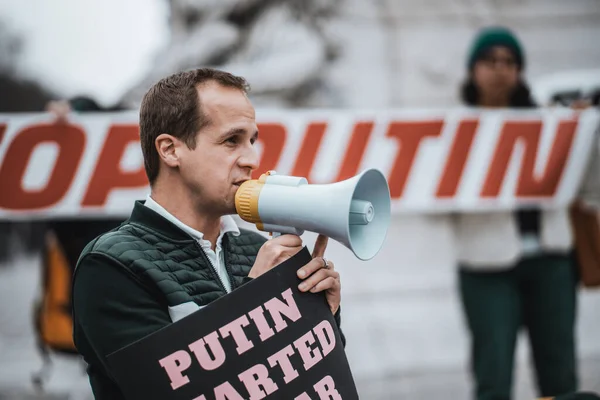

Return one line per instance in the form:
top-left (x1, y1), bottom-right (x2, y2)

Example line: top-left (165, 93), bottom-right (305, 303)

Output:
top-left (249, 234), bottom-right (341, 315)
top-left (297, 235), bottom-right (341, 315)
top-left (570, 99), bottom-right (592, 110)
top-left (248, 234), bottom-right (303, 279)
top-left (46, 100), bottom-right (71, 122)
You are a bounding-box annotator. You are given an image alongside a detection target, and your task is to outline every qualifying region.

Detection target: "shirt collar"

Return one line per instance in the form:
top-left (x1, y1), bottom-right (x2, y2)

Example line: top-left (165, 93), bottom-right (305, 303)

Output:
top-left (144, 194), bottom-right (240, 244)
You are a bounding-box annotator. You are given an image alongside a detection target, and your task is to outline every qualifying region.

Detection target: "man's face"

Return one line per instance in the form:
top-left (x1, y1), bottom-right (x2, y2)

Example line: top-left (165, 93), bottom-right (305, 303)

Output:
top-left (473, 46), bottom-right (519, 101)
top-left (177, 82), bottom-right (259, 215)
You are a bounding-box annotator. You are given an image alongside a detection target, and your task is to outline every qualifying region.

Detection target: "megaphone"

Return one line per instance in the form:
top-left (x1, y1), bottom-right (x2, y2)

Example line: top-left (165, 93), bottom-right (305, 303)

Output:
top-left (235, 168), bottom-right (391, 260)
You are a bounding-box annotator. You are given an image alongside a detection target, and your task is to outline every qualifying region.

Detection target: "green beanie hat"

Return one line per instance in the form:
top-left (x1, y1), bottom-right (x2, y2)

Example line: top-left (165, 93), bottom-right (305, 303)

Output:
top-left (467, 26), bottom-right (525, 70)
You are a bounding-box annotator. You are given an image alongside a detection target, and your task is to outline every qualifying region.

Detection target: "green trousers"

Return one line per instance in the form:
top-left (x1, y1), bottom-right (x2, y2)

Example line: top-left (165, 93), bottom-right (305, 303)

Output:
top-left (459, 254), bottom-right (578, 400)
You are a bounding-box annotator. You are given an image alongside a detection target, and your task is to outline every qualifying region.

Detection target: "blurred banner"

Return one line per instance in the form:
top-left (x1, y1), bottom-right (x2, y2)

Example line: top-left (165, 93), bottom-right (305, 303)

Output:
top-left (0, 108), bottom-right (598, 219)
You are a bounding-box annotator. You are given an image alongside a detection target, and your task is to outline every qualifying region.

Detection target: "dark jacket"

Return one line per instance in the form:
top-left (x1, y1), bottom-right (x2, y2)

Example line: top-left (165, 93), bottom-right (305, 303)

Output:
top-left (72, 201), bottom-right (343, 399)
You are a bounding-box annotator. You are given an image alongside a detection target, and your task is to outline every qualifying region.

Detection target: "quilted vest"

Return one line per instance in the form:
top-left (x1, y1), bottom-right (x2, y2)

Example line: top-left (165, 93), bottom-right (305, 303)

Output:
top-left (76, 201), bottom-right (266, 309)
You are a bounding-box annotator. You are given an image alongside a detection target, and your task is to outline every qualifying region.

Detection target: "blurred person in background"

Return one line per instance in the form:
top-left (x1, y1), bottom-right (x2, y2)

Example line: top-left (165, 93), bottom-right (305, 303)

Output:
top-left (30, 96), bottom-right (128, 389)
top-left (453, 26), bottom-right (581, 400)
top-left (0, 21), bottom-right (55, 264)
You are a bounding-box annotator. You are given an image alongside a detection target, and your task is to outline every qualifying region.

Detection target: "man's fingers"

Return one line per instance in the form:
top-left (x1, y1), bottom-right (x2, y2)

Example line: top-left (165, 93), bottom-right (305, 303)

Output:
top-left (281, 245), bottom-right (303, 260)
top-left (312, 234), bottom-right (329, 258)
top-left (271, 234), bottom-right (303, 247)
top-left (296, 257), bottom-right (334, 279)
top-left (309, 276), bottom-right (340, 294)
top-left (312, 276), bottom-right (340, 293)
top-left (298, 269), bottom-right (339, 292)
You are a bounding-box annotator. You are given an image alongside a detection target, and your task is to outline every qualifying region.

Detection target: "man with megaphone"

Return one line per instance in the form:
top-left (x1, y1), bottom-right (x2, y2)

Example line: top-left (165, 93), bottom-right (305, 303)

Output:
top-left (70, 68), bottom-right (348, 400)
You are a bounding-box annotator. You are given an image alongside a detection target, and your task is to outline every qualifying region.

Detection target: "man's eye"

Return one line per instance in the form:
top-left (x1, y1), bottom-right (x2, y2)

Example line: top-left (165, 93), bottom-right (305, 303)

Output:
top-left (226, 137), bottom-right (238, 144)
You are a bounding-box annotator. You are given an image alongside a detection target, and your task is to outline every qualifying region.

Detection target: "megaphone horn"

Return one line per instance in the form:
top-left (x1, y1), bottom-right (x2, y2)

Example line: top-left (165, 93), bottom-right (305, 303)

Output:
top-left (235, 168), bottom-right (391, 261)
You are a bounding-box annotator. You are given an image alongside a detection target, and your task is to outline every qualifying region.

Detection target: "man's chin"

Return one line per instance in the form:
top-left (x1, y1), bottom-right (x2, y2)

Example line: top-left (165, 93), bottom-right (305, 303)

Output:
top-left (197, 198), bottom-right (237, 218)
top-left (223, 200), bottom-right (238, 216)
top-left (224, 204), bottom-right (237, 215)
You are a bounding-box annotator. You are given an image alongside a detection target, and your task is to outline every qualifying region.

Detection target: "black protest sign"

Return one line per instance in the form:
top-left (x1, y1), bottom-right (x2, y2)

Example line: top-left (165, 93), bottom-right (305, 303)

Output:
top-left (106, 247), bottom-right (358, 400)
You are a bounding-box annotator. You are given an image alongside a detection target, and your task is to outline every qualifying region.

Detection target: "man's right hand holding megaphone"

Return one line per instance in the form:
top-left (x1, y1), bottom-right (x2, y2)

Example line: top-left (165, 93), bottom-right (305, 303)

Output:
top-left (235, 168), bottom-right (392, 315)
top-left (248, 233), bottom-right (341, 314)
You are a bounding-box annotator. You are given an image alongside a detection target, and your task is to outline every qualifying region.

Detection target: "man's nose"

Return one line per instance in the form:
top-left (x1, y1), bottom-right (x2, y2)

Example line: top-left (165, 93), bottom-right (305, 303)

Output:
top-left (238, 144), bottom-right (260, 171)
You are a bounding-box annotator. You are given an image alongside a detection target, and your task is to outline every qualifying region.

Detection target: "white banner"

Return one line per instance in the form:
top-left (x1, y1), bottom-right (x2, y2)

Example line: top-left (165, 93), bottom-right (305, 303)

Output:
top-left (0, 108), bottom-right (598, 219)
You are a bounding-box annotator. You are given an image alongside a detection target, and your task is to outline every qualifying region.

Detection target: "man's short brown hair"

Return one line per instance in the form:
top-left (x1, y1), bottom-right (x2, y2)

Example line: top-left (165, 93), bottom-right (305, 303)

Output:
top-left (139, 68), bottom-right (249, 184)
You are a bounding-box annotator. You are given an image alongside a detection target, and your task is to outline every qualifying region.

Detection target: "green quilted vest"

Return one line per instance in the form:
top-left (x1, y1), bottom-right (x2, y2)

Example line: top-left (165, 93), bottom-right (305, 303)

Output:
top-left (76, 201), bottom-right (267, 309)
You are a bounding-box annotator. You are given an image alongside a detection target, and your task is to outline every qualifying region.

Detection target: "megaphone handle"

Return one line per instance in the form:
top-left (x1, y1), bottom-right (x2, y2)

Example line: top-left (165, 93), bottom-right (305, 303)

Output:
top-left (271, 232), bottom-right (282, 238)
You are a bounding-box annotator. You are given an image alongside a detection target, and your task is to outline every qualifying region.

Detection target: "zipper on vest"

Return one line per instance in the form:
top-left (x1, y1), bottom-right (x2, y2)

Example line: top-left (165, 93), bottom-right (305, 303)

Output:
top-left (222, 235), bottom-right (236, 290)
top-left (193, 241), bottom-right (229, 294)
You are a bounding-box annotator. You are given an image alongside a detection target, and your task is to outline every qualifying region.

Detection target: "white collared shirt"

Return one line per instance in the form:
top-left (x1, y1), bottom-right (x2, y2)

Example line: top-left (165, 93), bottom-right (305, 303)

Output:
top-left (144, 194), bottom-right (240, 293)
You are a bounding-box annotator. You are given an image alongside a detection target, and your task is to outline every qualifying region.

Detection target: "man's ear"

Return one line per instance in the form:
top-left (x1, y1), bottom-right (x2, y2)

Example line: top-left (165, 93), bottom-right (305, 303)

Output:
top-left (155, 134), bottom-right (180, 168)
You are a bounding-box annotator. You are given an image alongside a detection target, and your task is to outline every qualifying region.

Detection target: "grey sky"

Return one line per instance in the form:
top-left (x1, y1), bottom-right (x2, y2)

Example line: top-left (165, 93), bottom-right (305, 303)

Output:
top-left (0, 0), bottom-right (169, 106)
